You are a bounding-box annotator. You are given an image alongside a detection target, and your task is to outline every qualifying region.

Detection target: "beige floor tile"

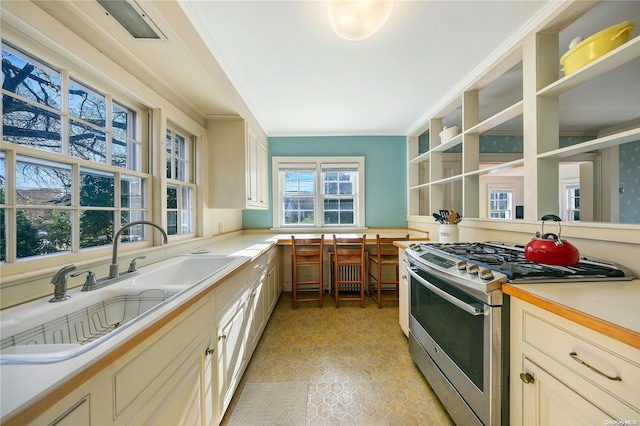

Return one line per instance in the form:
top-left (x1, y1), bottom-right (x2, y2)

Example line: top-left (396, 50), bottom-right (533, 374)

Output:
top-left (221, 292), bottom-right (454, 425)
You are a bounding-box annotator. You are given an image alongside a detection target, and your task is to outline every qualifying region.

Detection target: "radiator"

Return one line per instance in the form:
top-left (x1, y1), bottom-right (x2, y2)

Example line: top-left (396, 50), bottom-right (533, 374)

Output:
top-left (331, 252), bottom-right (368, 293)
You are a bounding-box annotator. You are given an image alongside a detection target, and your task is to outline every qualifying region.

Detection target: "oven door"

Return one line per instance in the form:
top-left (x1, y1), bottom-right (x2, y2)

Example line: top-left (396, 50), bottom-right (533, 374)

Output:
top-left (408, 264), bottom-right (502, 425)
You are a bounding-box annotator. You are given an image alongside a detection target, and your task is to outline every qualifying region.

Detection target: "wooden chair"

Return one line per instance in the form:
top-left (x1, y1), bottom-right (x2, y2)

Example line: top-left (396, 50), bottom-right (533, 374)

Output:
top-left (331, 234), bottom-right (366, 308)
top-left (291, 235), bottom-right (324, 309)
top-left (368, 234), bottom-right (409, 309)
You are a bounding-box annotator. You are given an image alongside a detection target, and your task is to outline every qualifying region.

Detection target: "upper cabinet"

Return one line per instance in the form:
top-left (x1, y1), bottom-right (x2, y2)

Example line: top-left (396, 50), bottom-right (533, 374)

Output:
top-left (208, 118), bottom-right (269, 210)
top-left (408, 1), bottom-right (640, 224)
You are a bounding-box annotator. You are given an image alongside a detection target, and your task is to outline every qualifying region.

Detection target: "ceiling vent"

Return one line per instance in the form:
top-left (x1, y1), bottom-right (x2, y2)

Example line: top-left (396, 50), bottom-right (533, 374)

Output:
top-left (97, 0), bottom-right (165, 40)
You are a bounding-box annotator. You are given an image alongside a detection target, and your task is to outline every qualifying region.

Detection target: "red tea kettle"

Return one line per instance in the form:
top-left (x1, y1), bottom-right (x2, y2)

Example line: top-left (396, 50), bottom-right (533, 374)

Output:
top-left (524, 214), bottom-right (580, 266)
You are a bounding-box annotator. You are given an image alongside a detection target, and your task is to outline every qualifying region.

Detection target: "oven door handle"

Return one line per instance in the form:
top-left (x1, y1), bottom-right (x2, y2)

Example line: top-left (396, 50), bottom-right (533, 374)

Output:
top-left (408, 267), bottom-right (484, 316)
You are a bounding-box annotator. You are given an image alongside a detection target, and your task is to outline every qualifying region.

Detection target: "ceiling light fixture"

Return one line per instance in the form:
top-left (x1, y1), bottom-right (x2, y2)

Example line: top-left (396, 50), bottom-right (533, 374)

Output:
top-left (96, 0), bottom-right (165, 39)
top-left (328, 0), bottom-right (393, 41)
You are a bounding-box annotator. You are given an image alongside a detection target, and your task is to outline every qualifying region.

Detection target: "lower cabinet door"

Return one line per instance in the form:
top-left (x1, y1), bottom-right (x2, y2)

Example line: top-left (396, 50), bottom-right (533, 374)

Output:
top-left (130, 336), bottom-right (211, 426)
top-left (217, 298), bottom-right (248, 417)
top-left (521, 358), bottom-right (615, 426)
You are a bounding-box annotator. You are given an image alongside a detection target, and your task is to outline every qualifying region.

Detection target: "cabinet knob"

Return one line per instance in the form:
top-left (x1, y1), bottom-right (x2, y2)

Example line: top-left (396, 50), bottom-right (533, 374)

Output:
top-left (519, 372), bottom-right (535, 384)
top-left (218, 334), bottom-right (227, 341)
top-left (205, 347), bottom-right (214, 356)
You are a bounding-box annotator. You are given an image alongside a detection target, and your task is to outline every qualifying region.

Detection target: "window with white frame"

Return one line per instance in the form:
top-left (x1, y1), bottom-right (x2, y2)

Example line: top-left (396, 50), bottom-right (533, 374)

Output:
top-left (565, 183), bottom-right (580, 222)
top-left (488, 186), bottom-right (513, 219)
top-left (165, 127), bottom-right (194, 236)
top-left (1, 42), bottom-right (149, 262)
top-left (273, 157), bottom-right (364, 228)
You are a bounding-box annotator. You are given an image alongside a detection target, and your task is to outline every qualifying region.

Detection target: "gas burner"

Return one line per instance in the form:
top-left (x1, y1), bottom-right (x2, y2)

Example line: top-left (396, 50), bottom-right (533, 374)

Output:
top-left (419, 242), bottom-right (633, 283)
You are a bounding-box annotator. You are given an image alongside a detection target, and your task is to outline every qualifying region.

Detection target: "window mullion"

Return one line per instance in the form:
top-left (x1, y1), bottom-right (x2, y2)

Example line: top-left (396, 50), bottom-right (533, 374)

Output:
top-left (106, 94), bottom-right (113, 166)
top-left (71, 162), bottom-right (80, 252)
top-left (60, 69), bottom-right (70, 156)
top-left (315, 165), bottom-right (322, 227)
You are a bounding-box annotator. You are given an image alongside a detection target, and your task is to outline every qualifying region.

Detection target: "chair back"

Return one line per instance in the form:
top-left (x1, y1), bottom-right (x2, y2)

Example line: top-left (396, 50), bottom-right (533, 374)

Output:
top-left (374, 234), bottom-right (409, 258)
top-left (332, 235), bottom-right (366, 263)
top-left (292, 235), bottom-right (324, 264)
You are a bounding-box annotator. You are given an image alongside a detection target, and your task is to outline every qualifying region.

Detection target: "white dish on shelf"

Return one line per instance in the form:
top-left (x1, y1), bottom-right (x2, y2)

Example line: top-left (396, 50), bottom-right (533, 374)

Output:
top-left (439, 126), bottom-right (460, 142)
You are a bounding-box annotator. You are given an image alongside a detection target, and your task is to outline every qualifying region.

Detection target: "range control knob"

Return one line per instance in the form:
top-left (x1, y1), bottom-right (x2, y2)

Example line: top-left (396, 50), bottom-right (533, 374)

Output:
top-left (456, 261), bottom-right (467, 270)
top-left (479, 268), bottom-right (494, 280)
top-left (466, 264), bottom-right (479, 275)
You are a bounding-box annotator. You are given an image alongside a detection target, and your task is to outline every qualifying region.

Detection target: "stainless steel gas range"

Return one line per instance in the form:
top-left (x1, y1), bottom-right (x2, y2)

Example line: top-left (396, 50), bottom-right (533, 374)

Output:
top-left (405, 242), bottom-right (634, 426)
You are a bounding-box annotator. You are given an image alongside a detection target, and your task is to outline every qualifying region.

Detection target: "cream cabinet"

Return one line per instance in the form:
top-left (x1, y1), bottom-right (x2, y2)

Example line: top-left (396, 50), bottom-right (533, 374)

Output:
top-left (407, 1), bottom-right (640, 222)
top-left (510, 297), bottom-right (640, 425)
top-left (112, 295), bottom-right (214, 425)
top-left (208, 118), bottom-right (269, 210)
top-left (33, 369), bottom-right (110, 426)
top-left (398, 248), bottom-right (409, 337)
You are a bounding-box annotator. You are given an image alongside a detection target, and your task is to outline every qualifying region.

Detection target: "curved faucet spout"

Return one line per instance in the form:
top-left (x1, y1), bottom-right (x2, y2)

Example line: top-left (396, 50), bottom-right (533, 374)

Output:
top-left (109, 221), bottom-right (168, 279)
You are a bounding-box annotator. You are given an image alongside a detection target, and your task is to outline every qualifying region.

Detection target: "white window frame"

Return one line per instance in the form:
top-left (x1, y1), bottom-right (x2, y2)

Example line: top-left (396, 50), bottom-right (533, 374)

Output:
top-left (272, 156), bottom-right (365, 230)
top-left (165, 125), bottom-right (195, 237)
top-left (562, 178), bottom-right (580, 222)
top-left (488, 184), bottom-right (514, 219)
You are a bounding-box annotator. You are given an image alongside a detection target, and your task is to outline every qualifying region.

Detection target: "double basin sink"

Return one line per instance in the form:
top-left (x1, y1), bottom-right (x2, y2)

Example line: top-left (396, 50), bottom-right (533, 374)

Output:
top-left (0, 254), bottom-right (248, 364)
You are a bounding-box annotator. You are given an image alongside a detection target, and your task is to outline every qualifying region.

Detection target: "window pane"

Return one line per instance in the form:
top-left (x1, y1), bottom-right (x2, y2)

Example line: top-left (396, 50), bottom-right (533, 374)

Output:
top-left (2, 97), bottom-right (62, 152)
top-left (338, 182), bottom-right (353, 195)
top-left (167, 185), bottom-right (178, 209)
top-left (69, 80), bottom-right (106, 127)
top-left (166, 130), bottom-right (173, 179)
top-left (80, 169), bottom-right (114, 207)
top-left (80, 210), bottom-right (113, 248)
top-left (122, 175), bottom-right (144, 208)
top-left (340, 211), bottom-right (354, 224)
top-left (167, 211), bottom-right (178, 235)
top-left (2, 46), bottom-right (61, 109)
top-left (16, 208), bottom-right (71, 258)
top-left (16, 157), bottom-right (71, 206)
top-left (181, 211), bottom-right (192, 234)
top-left (324, 198), bottom-right (338, 210)
top-left (70, 120), bottom-right (106, 163)
top-left (0, 152), bottom-right (5, 199)
top-left (121, 210), bottom-right (145, 226)
top-left (324, 211), bottom-right (338, 224)
top-left (181, 186), bottom-right (192, 209)
top-left (112, 102), bottom-right (131, 138)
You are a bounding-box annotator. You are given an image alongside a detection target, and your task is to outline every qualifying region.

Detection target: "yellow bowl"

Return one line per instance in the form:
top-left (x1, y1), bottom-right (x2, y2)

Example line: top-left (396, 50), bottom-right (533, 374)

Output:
top-left (560, 21), bottom-right (635, 75)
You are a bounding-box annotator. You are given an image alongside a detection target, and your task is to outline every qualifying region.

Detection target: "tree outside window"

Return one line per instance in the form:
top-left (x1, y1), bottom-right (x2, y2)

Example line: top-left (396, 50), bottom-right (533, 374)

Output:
top-left (1, 43), bottom-right (148, 262)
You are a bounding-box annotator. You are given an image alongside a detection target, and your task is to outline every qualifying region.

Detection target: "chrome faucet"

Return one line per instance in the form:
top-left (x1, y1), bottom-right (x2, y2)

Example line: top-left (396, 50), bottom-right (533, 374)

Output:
top-left (50, 264), bottom-right (76, 302)
top-left (108, 221), bottom-right (168, 279)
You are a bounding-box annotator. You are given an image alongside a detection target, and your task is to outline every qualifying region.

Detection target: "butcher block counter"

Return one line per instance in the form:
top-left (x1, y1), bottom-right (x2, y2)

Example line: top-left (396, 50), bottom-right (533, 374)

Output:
top-left (503, 281), bottom-right (640, 349)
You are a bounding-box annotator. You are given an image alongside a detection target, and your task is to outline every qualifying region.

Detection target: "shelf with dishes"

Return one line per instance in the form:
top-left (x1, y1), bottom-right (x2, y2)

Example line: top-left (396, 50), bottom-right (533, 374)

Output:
top-left (538, 35), bottom-right (640, 97)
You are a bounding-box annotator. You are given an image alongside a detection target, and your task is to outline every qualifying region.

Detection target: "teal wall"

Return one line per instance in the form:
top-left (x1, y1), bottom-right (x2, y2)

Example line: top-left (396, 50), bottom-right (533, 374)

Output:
top-left (242, 136), bottom-right (407, 229)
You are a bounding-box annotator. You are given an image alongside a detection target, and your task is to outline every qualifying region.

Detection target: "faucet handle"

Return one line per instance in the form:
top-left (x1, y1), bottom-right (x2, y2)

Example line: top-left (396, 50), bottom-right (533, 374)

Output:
top-left (51, 264), bottom-right (76, 283)
top-left (127, 256), bottom-right (147, 273)
top-left (72, 270), bottom-right (98, 291)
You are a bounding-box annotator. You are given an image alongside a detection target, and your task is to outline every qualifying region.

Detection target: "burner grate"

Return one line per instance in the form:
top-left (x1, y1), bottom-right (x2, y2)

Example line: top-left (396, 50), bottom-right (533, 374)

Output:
top-left (426, 242), bottom-right (631, 282)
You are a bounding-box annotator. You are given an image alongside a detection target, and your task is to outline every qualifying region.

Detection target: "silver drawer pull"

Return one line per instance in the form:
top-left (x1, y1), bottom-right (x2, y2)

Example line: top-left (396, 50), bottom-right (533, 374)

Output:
top-left (569, 352), bottom-right (622, 381)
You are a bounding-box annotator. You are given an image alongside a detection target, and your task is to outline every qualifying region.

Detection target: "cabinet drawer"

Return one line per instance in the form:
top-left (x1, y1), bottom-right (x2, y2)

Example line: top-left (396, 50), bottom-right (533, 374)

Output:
top-left (215, 269), bottom-right (249, 314)
top-left (523, 310), bottom-right (640, 410)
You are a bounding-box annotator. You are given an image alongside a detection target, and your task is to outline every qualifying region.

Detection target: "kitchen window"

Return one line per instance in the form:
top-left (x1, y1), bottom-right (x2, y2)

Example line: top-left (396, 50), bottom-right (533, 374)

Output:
top-left (165, 127), bottom-right (194, 236)
top-left (488, 186), bottom-right (513, 219)
top-left (272, 157), bottom-right (364, 229)
top-left (1, 42), bottom-right (150, 262)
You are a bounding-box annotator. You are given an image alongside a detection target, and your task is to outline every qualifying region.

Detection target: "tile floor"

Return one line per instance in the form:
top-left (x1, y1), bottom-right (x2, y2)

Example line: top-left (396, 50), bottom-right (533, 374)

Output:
top-left (221, 292), bottom-right (455, 425)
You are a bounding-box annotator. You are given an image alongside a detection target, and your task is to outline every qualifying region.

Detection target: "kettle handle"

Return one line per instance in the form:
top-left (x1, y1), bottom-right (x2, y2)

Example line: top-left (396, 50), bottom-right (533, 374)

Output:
top-left (540, 214), bottom-right (563, 244)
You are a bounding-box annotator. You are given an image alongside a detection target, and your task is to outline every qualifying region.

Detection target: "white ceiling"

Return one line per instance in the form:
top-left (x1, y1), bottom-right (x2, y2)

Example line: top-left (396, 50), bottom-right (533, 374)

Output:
top-left (178, 0), bottom-right (558, 136)
top-left (22, 0), bottom-right (639, 138)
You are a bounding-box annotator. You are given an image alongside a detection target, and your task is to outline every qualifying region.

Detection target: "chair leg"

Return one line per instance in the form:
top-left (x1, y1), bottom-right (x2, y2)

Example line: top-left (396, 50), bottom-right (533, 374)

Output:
top-left (292, 264), bottom-right (297, 310)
